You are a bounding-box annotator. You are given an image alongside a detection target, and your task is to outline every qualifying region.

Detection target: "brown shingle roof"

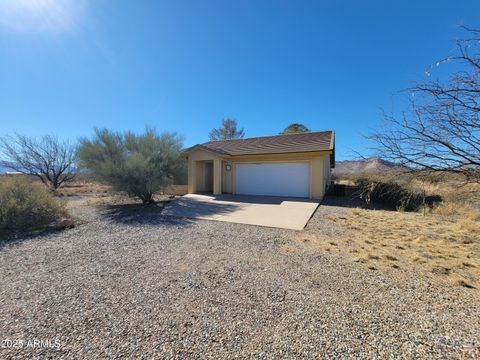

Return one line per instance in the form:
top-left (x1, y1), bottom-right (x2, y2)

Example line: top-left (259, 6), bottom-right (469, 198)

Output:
top-left (186, 130), bottom-right (335, 156)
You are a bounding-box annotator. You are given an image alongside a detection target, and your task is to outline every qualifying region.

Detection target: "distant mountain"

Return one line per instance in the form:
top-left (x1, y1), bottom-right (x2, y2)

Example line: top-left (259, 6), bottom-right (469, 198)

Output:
top-left (334, 157), bottom-right (405, 175)
top-left (0, 162), bottom-right (19, 174)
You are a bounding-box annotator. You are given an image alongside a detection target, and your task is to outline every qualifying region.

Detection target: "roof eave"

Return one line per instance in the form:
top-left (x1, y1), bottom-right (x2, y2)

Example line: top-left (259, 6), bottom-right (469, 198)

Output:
top-left (184, 144), bottom-right (231, 156)
top-left (228, 149), bottom-right (333, 157)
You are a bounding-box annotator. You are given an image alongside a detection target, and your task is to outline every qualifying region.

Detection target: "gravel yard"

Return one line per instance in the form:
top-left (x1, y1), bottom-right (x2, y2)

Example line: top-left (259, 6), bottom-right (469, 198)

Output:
top-left (1, 198), bottom-right (479, 358)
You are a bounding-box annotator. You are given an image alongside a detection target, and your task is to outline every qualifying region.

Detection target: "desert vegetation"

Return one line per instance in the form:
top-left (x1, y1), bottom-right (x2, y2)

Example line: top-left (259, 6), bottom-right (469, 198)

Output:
top-left (336, 170), bottom-right (479, 213)
top-left (316, 27), bottom-right (480, 288)
top-left (0, 127), bottom-right (188, 234)
top-left (280, 123), bottom-right (310, 134)
top-left (301, 203), bottom-right (480, 289)
top-left (371, 27), bottom-right (480, 184)
top-left (304, 169), bottom-right (480, 289)
top-left (77, 128), bottom-right (185, 204)
top-left (354, 176), bottom-right (438, 212)
top-left (208, 118), bottom-right (245, 141)
top-left (0, 134), bottom-right (77, 191)
top-left (0, 176), bottom-right (67, 233)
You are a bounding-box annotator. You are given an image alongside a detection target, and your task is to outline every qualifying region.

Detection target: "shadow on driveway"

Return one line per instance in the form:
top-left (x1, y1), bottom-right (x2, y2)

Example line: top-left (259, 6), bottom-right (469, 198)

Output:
top-left (212, 194), bottom-right (319, 205)
top-left (100, 202), bottom-right (194, 226)
top-left (162, 195), bottom-right (242, 219)
top-left (163, 194), bottom-right (319, 230)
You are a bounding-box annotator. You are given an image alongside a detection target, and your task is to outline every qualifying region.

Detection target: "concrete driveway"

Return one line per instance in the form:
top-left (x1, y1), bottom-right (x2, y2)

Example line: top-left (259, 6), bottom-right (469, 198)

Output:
top-left (163, 194), bottom-right (320, 230)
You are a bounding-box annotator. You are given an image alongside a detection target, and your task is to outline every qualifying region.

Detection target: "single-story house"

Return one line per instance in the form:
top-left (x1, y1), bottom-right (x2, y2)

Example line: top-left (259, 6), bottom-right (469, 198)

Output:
top-left (185, 130), bottom-right (335, 199)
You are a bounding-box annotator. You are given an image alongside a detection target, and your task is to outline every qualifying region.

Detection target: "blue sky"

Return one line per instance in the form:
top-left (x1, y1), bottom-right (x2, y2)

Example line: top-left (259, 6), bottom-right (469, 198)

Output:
top-left (0, 0), bottom-right (478, 160)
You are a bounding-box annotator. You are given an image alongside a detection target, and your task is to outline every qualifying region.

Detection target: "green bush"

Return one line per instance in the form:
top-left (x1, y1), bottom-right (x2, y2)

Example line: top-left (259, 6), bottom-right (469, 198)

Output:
top-left (172, 157), bottom-right (188, 185)
top-left (0, 177), bottom-right (66, 232)
top-left (77, 128), bottom-right (185, 203)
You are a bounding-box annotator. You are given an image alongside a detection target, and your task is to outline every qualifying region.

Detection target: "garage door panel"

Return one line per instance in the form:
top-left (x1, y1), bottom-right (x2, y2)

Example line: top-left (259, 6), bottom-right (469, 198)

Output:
top-left (236, 163), bottom-right (310, 197)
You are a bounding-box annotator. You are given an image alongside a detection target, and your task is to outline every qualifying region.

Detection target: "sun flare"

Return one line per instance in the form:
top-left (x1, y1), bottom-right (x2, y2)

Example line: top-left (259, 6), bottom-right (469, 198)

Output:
top-left (0, 0), bottom-right (85, 33)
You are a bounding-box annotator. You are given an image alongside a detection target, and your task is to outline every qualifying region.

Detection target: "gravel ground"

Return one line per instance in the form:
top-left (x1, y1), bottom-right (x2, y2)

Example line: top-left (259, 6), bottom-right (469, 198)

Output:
top-left (1, 198), bottom-right (479, 359)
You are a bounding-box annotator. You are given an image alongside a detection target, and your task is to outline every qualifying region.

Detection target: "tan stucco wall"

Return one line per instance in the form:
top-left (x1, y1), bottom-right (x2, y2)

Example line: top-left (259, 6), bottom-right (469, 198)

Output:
top-left (198, 162), bottom-right (213, 192)
top-left (310, 157), bottom-right (325, 199)
top-left (222, 160), bottom-right (233, 193)
top-left (187, 149), bottom-right (332, 198)
top-left (187, 149), bottom-right (223, 194)
top-left (194, 161), bottom-right (204, 191)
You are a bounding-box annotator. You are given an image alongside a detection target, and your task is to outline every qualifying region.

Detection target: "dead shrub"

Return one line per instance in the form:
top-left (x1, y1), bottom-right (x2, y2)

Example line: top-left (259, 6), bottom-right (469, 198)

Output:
top-left (354, 177), bottom-right (441, 211)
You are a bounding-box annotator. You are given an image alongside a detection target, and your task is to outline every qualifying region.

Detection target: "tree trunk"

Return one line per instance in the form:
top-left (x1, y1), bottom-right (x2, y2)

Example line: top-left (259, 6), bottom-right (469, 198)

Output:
top-left (141, 193), bottom-right (155, 204)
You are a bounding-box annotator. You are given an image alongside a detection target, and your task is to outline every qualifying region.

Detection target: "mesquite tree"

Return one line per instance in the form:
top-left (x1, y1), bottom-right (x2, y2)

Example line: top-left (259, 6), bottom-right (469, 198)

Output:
top-left (0, 134), bottom-right (77, 191)
top-left (371, 27), bottom-right (480, 183)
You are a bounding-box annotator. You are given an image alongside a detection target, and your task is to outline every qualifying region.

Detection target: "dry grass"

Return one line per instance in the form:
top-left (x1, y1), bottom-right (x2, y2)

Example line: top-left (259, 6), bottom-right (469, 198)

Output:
top-left (163, 185), bottom-right (188, 196)
top-left (299, 207), bottom-right (480, 289)
top-left (59, 181), bottom-right (187, 197)
top-left (58, 181), bottom-right (111, 197)
top-left (61, 181), bottom-right (184, 218)
top-left (281, 244), bottom-right (300, 253)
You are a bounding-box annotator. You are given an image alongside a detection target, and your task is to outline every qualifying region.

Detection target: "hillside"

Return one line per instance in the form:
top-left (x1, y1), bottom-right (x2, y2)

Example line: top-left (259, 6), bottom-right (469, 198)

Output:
top-left (334, 157), bottom-right (404, 175)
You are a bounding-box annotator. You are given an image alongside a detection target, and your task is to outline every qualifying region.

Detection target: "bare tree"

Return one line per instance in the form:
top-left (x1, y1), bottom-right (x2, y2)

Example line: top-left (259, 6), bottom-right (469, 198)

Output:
top-left (0, 134), bottom-right (77, 191)
top-left (371, 27), bottom-right (480, 183)
top-left (209, 118), bottom-right (245, 141)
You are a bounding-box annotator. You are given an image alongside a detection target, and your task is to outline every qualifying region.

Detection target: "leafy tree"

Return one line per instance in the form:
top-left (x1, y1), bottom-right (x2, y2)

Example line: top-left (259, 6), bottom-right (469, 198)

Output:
top-left (280, 123), bottom-right (310, 134)
top-left (0, 134), bottom-right (77, 191)
top-left (173, 157), bottom-right (188, 185)
top-left (209, 118), bottom-right (245, 141)
top-left (77, 128), bottom-right (184, 203)
top-left (371, 27), bottom-right (480, 183)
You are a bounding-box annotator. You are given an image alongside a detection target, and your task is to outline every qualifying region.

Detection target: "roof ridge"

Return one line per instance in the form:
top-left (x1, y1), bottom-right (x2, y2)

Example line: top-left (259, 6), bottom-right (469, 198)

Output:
top-left (185, 130), bottom-right (335, 157)
top-left (206, 130), bottom-right (334, 144)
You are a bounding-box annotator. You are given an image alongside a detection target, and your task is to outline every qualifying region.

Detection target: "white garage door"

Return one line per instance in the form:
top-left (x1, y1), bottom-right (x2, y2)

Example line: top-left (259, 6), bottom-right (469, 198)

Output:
top-left (236, 163), bottom-right (310, 197)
